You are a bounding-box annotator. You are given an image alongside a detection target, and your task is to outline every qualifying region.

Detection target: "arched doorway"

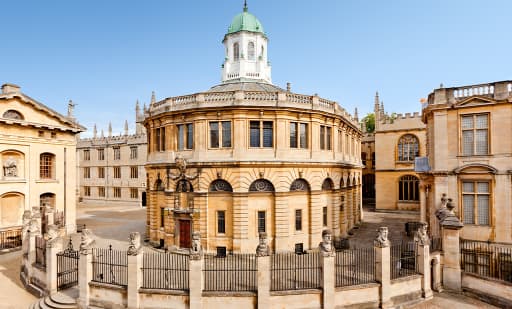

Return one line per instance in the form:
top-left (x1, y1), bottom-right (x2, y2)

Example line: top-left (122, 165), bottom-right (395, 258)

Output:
top-left (141, 192), bottom-right (146, 207)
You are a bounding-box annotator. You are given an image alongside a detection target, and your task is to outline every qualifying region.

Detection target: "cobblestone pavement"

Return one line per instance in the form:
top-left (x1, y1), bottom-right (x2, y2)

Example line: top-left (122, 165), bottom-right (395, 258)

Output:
top-left (0, 251), bottom-right (37, 309)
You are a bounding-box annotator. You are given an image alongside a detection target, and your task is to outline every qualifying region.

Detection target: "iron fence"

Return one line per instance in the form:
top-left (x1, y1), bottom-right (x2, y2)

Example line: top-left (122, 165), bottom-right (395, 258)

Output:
top-left (335, 247), bottom-right (376, 287)
top-left (0, 228), bottom-right (22, 250)
top-left (35, 236), bottom-right (46, 269)
top-left (390, 241), bottom-right (417, 280)
top-left (142, 252), bottom-right (189, 291)
top-left (271, 251), bottom-right (322, 291)
top-left (92, 245), bottom-right (128, 287)
top-left (203, 253), bottom-right (257, 292)
top-left (460, 239), bottom-right (512, 283)
top-left (57, 239), bottom-right (79, 290)
top-left (430, 237), bottom-right (442, 253)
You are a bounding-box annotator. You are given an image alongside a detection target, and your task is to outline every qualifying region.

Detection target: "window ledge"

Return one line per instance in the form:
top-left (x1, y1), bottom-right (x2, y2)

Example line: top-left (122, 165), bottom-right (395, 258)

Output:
top-left (457, 154), bottom-right (492, 158)
top-left (0, 178), bottom-right (27, 183)
top-left (35, 179), bottom-right (59, 183)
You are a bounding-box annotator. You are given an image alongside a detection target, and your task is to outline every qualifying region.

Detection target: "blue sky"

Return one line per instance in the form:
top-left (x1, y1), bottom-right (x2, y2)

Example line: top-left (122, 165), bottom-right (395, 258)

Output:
top-left (1, 0), bottom-right (511, 137)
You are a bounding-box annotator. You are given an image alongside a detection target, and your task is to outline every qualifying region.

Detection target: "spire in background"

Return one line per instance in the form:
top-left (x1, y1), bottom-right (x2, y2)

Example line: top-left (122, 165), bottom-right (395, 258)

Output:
top-left (108, 122), bottom-right (112, 137)
top-left (244, 0), bottom-right (248, 12)
top-left (100, 129), bottom-right (104, 138)
top-left (124, 120), bottom-right (129, 136)
top-left (93, 124), bottom-right (97, 138)
top-left (150, 91), bottom-right (156, 106)
top-left (354, 107), bottom-right (359, 122)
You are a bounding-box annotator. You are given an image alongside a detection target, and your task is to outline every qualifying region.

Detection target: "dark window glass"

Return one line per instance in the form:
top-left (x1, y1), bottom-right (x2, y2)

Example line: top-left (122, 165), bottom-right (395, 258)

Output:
top-left (258, 211), bottom-right (266, 233)
top-left (217, 211), bottom-right (225, 234)
top-left (300, 123), bottom-right (307, 148)
top-left (222, 121), bottom-right (232, 148)
top-left (210, 122), bottom-right (219, 148)
top-left (186, 124), bottom-right (193, 149)
top-left (250, 121), bottom-right (260, 147)
top-left (295, 209), bottom-right (302, 231)
top-left (290, 122), bottom-right (297, 148)
top-left (263, 121), bottom-right (273, 147)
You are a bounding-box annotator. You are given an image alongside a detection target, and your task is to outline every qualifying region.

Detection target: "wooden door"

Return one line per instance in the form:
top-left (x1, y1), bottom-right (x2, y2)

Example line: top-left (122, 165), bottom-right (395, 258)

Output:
top-left (179, 220), bottom-right (191, 248)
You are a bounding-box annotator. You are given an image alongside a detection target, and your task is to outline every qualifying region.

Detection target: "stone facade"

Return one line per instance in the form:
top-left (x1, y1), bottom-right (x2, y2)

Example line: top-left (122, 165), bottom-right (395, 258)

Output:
top-left (77, 103), bottom-right (147, 207)
top-left (144, 5), bottom-right (363, 253)
top-left (420, 80), bottom-right (512, 242)
top-left (373, 92), bottom-right (426, 211)
top-left (0, 83), bottom-right (83, 234)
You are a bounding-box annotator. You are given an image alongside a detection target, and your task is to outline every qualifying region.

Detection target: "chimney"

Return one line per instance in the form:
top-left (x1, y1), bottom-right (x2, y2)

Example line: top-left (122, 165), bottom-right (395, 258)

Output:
top-left (2, 83), bottom-right (21, 94)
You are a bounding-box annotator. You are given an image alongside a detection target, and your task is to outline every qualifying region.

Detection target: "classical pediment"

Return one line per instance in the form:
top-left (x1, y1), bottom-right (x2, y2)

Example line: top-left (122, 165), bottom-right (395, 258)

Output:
top-left (454, 96), bottom-right (495, 108)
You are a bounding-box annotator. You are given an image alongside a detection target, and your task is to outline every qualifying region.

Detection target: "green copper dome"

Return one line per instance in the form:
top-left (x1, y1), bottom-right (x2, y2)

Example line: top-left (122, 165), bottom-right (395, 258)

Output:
top-left (227, 6), bottom-right (265, 35)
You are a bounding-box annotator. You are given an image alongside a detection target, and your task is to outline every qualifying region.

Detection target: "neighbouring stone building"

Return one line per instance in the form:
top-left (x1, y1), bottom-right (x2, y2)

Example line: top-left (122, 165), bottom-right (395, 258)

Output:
top-left (0, 83), bottom-right (83, 234)
top-left (374, 92), bottom-right (426, 211)
top-left (361, 116), bottom-right (375, 199)
top-left (77, 103), bottom-right (147, 207)
top-left (420, 80), bottom-right (512, 242)
top-left (144, 4), bottom-right (363, 253)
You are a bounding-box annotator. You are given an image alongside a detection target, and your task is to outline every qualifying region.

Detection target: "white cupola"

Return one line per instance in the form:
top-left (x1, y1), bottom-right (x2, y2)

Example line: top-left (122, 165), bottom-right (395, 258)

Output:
top-left (221, 2), bottom-right (272, 84)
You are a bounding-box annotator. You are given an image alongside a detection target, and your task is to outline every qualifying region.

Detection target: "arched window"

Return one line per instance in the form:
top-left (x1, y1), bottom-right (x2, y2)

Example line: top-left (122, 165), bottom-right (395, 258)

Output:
top-left (322, 178), bottom-right (334, 190)
top-left (154, 179), bottom-right (164, 191)
top-left (233, 42), bottom-right (240, 61)
top-left (249, 179), bottom-right (275, 192)
top-left (290, 179), bottom-right (310, 192)
top-left (398, 175), bottom-right (419, 202)
top-left (248, 42), bottom-right (255, 60)
top-left (260, 46), bottom-right (264, 59)
top-left (398, 134), bottom-right (419, 162)
top-left (40, 193), bottom-right (55, 208)
top-left (209, 179), bottom-right (233, 192)
top-left (340, 178), bottom-right (345, 188)
top-left (2, 109), bottom-right (24, 120)
top-left (0, 192), bottom-right (24, 227)
top-left (40, 153), bottom-right (55, 179)
top-left (176, 179), bottom-right (193, 192)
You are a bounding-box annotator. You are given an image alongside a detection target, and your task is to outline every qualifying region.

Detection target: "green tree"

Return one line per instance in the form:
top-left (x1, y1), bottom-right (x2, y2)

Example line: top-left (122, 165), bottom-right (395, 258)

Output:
top-left (362, 113), bottom-right (375, 133)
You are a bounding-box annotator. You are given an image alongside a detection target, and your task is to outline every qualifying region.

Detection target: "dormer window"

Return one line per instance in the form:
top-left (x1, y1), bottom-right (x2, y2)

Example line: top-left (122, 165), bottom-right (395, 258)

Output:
top-left (2, 110), bottom-right (23, 120)
top-left (233, 42), bottom-right (240, 61)
top-left (248, 42), bottom-right (255, 60)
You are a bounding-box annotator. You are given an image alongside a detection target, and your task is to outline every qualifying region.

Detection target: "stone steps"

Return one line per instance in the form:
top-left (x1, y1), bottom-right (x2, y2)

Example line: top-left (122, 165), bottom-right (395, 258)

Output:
top-left (28, 292), bottom-right (77, 309)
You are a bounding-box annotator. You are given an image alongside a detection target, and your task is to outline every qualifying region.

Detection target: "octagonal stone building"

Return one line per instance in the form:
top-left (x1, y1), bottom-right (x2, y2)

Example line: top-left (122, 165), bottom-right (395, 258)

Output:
top-left (144, 4), bottom-right (363, 253)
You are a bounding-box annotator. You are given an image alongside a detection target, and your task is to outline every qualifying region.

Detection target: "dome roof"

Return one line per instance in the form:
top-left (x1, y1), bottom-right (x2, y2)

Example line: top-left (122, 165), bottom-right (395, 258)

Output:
top-left (227, 7), bottom-right (265, 35)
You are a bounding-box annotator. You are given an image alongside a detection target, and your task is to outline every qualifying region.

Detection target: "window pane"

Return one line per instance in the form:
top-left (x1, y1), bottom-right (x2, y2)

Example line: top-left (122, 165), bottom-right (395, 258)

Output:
top-left (398, 144), bottom-right (403, 161)
top-left (258, 211), bottom-right (266, 233)
top-left (295, 209), bottom-right (302, 231)
top-left (210, 122), bottom-right (219, 148)
top-left (477, 195), bottom-right (489, 225)
top-left (248, 42), bottom-right (255, 60)
top-left (250, 121), bottom-right (260, 147)
top-left (462, 131), bottom-right (473, 155)
top-left (187, 124), bottom-right (194, 149)
top-left (326, 127), bottom-right (332, 150)
top-left (475, 115), bottom-right (488, 129)
top-left (477, 182), bottom-right (489, 193)
top-left (290, 122), bottom-right (297, 148)
top-left (178, 125), bottom-right (184, 150)
top-left (463, 194), bottom-right (475, 224)
top-left (217, 211), bottom-right (225, 234)
top-left (461, 116), bottom-right (473, 129)
top-left (320, 126), bottom-right (325, 150)
top-left (222, 121), bottom-right (231, 148)
top-left (463, 182), bottom-right (474, 192)
top-left (300, 123), bottom-right (307, 148)
top-left (263, 121), bottom-right (273, 147)
top-left (475, 129), bottom-right (488, 155)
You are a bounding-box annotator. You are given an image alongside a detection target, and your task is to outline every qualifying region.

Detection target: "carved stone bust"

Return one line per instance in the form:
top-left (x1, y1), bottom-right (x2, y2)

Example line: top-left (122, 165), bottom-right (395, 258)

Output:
top-left (414, 222), bottom-right (430, 246)
top-left (374, 227), bottom-right (390, 248)
top-left (79, 229), bottom-right (95, 253)
top-left (46, 225), bottom-right (60, 247)
top-left (319, 229), bottom-right (335, 256)
top-left (190, 232), bottom-right (203, 260)
top-left (127, 232), bottom-right (142, 255)
top-left (28, 219), bottom-right (40, 234)
top-left (256, 232), bottom-right (270, 257)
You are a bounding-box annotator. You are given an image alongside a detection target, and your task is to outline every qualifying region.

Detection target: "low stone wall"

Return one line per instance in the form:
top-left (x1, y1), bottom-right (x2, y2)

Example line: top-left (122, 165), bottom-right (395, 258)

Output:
top-left (335, 284), bottom-right (380, 308)
top-left (462, 273), bottom-right (512, 308)
top-left (89, 282), bottom-right (127, 308)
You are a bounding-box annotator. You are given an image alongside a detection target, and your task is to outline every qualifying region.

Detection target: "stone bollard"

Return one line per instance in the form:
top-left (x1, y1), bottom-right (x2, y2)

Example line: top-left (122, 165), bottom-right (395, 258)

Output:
top-left (27, 218), bottom-right (41, 281)
top-left (414, 223), bottom-right (433, 300)
top-left (77, 229), bottom-right (95, 309)
top-left (374, 227), bottom-right (392, 309)
top-left (256, 232), bottom-right (271, 309)
top-left (319, 229), bottom-right (335, 309)
top-left (189, 232), bottom-right (204, 309)
top-left (46, 226), bottom-right (63, 295)
top-left (127, 232), bottom-right (143, 309)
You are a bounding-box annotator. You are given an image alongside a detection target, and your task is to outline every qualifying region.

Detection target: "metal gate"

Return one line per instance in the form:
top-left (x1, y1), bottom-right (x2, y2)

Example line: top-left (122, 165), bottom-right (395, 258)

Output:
top-left (57, 239), bottom-right (79, 290)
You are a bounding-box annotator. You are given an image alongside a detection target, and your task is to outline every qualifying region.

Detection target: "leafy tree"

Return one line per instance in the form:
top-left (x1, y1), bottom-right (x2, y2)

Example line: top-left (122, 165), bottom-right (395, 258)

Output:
top-left (362, 113), bottom-right (375, 133)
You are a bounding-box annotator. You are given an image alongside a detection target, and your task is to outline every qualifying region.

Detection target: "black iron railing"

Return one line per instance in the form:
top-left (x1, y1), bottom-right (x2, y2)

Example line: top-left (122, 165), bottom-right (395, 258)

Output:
top-left (203, 253), bottom-right (257, 292)
top-left (92, 245), bottom-right (128, 287)
top-left (0, 228), bottom-right (22, 250)
top-left (57, 239), bottom-right (79, 290)
top-left (390, 241), bottom-right (417, 280)
top-left (142, 252), bottom-right (189, 291)
top-left (271, 251), bottom-right (322, 291)
top-left (35, 236), bottom-right (46, 269)
top-left (335, 247), bottom-right (376, 287)
top-left (460, 239), bottom-right (512, 283)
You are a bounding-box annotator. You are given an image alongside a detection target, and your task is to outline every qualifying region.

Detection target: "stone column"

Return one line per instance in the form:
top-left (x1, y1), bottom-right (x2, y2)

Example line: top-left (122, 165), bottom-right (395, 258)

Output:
top-left (189, 256), bottom-right (203, 309)
top-left (322, 253), bottom-right (335, 309)
top-left (127, 232), bottom-right (143, 309)
top-left (416, 243), bottom-right (433, 299)
top-left (374, 227), bottom-right (391, 309)
top-left (274, 192), bottom-right (289, 252)
top-left (27, 219), bottom-right (40, 280)
top-left (77, 229), bottom-right (95, 309)
top-left (45, 227), bottom-right (63, 295)
top-left (339, 190), bottom-right (347, 238)
top-left (419, 183), bottom-right (427, 223)
top-left (232, 192), bottom-right (249, 252)
top-left (309, 191), bottom-right (323, 249)
top-left (257, 255), bottom-right (270, 309)
top-left (331, 190), bottom-right (340, 239)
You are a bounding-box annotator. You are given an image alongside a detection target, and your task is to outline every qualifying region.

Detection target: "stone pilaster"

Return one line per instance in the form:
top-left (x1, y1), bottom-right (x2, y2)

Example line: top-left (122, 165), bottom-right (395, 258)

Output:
top-left (340, 190), bottom-right (347, 237)
top-left (375, 241), bottom-right (391, 308)
top-left (419, 183), bottom-right (427, 223)
top-left (77, 250), bottom-right (93, 309)
top-left (309, 191), bottom-right (323, 248)
top-left (274, 192), bottom-right (289, 252)
top-left (46, 237), bottom-right (63, 295)
top-left (322, 254), bottom-right (335, 309)
top-left (232, 192), bottom-right (248, 252)
top-left (27, 232), bottom-right (37, 278)
top-left (189, 256), bottom-right (203, 309)
top-left (416, 243), bottom-right (433, 299)
top-left (127, 252), bottom-right (142, 308)
top-left (257, 255), bottom-right (270, 309)
top-left (331, 190), bottom-right (341, 238)
top-left (442, 227), bottom-right (462, 291)
top-left (346, 188), bottom-right (353, 231)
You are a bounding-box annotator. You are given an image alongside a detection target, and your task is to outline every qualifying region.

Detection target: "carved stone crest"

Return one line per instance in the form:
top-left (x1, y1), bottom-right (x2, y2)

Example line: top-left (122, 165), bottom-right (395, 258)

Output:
top-left (46, 225), bottom-right (60, 248)
top-left (319, 229), bottom-right (335, 257)
top-left (169, 156), bottom-right (199, 181)
top-left (190, 232), bottom-right (203, 260)
top-left (414, 222), bottom-right (430, 246)
top-left (3, 156), bottom-right (17, 177)
top-left (256, 232), bottom-right (270, 257)
top-left (127, 232), bottom-right (142, 256)
top-left (79, 229), bottom-right (96, 254)
top-left (374, 227), bottom-right (390, 248)
top-left (28, 219), bottom-right (40, 234)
